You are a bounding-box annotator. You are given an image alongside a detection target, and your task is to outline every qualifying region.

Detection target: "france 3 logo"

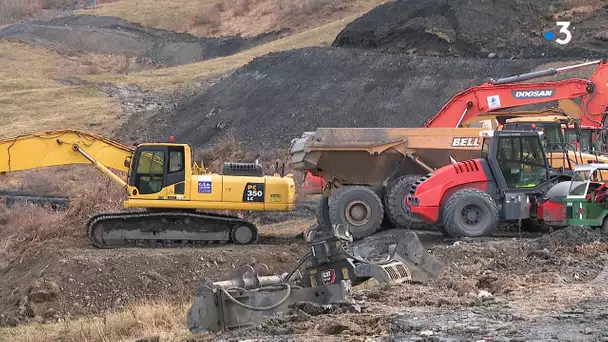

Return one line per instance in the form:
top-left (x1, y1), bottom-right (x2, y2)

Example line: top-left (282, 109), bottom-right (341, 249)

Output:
top-left (544, 21), bottom-right (572, 45)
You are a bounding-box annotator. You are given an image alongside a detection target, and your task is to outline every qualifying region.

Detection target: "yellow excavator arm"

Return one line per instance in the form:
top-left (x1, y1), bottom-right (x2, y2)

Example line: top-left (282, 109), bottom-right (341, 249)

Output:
top-left (0, 130), bottom-right (134, 188)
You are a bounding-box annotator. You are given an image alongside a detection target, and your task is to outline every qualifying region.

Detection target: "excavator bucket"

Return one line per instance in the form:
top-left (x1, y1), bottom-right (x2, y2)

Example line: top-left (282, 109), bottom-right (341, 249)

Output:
top-left (386, 230), bottom-right (445, 282)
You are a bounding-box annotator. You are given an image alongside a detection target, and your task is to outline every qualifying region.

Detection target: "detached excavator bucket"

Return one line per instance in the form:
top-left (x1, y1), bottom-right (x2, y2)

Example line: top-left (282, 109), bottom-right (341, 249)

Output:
top-left (387, 230), bottom-right (445, 283)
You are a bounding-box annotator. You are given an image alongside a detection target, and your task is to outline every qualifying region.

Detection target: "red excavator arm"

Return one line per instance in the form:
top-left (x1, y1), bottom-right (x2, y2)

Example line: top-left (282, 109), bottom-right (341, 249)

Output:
top-left (423, 59), bottom-right (608, 128)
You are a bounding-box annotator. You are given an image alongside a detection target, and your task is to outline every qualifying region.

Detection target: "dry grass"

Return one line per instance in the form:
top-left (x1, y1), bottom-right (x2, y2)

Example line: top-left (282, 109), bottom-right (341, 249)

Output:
top-left (0, 168), bottom-right (126, 267)
top-left (553, 0), bottom-right (605, 19)
top-left (0, 42), bottom-right (124, 137)
top-left (0, 300), bottom-right (202, 342)
top-left (83, 0), bottom-right (385, 38)
top-left (88, 13), bottom-right (366, 89)
top-left (0, 0), bottom-right (83, 25)
top-left (0, 0), bottom-right (42, 25)
top-left (189, 3), bottom-right (223, 32)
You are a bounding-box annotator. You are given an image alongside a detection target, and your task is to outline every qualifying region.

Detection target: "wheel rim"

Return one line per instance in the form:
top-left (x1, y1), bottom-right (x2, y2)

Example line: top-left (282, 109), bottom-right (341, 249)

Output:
top-left (233, 226), bottom-right (254, 244)
top-left (345, 200), bottom-right (372, 226)
top-left (460, 204), bottom-right (486, 229)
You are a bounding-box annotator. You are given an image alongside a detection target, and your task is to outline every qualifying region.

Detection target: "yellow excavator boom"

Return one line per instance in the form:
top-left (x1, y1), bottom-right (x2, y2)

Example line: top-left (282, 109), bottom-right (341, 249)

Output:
top-left (0, 130), bottom-right (134, 188)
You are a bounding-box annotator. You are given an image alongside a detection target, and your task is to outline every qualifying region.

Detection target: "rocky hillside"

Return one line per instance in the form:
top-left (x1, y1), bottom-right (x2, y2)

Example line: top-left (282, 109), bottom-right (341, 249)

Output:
top-left (332, 0), bottom-right (608, 58)
top-left (152, 47), bottom-right (551, 149)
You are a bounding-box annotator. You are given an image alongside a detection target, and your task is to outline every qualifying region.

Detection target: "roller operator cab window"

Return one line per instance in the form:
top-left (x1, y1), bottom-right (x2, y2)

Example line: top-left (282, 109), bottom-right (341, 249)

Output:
top-left (135, 150), bottom-right (164, 194)
top-left (481, 138), bottom-right (490, 159)
top-left (568, 170), bottom-right (591, 197)
top-left (496, 136), bottom-right (548, 188)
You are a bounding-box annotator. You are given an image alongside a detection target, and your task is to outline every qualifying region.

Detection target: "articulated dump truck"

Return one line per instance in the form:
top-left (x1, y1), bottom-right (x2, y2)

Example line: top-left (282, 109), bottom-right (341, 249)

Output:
top-left (289, 59), bottom-right (608, 240)
top-left (289, 126), bottom-right (486, 239)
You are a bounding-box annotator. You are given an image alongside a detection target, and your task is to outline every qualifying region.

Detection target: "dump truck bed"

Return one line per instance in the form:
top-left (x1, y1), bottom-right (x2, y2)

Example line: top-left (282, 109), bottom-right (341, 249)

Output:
top-left (289, 127), bottom-right (484, 186)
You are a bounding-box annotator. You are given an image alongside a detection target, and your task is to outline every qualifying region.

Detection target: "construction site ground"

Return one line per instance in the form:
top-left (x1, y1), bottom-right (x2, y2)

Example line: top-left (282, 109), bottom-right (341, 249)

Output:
top-left (1, 219), bottom-right (607, 341)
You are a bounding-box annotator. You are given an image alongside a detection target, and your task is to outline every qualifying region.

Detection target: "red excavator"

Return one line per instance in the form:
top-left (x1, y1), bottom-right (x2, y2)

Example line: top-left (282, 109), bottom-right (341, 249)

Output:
top-left (422, 59), bottom-right (608, 129)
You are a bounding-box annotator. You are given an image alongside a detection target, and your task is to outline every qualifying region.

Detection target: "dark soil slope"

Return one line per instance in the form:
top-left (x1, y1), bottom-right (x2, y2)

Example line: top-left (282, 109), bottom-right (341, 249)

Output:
top-left (332, 0), bottom-right (608, 58)
top-left (156, 47), bottom-right (551, 149)
top-left (0, 15), bottom-right (284, 66)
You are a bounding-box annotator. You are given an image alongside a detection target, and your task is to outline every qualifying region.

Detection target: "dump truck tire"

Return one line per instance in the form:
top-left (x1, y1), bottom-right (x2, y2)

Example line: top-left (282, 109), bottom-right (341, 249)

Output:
top-left (329, 186), bottom-right (383, 240)
top-left (442, 188), bottom-right (499, 237)
top-left (385, 175), bottom-right (429, 229)
top-left (316, 196), bottom-right (332, 231)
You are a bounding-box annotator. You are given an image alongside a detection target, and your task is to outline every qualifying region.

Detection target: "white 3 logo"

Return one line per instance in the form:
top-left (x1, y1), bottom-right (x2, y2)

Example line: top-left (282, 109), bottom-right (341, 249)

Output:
top-left (555, 21), bottom-right (572, 45)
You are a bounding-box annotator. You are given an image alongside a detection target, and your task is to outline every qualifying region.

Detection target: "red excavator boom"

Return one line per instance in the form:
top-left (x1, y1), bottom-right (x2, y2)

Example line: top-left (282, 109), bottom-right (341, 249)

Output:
top-left (423, 59), bottom-right (608, 128)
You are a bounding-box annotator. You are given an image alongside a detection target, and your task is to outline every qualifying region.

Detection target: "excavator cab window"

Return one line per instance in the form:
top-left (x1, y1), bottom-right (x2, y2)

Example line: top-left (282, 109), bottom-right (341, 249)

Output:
top-left (130, 146), bottom-right (187, 195)
top-left (496, 135), bottom-right (548, 188)
top-left (135, 150), bottom-right (165, 194)
top-left (169, 148), bottom-right (184, 173)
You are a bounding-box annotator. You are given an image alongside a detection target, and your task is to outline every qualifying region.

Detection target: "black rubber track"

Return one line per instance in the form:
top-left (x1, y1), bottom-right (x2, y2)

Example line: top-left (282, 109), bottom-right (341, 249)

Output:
top-left (87, 211), bottom-right (258, 249)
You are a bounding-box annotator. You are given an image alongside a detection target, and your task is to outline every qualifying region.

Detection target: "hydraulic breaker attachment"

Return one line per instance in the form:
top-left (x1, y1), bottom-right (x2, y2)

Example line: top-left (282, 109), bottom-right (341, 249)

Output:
top-left (302, 224), bottom-right (413, 286)
top-left (187, 264), bottom-right (351, 333)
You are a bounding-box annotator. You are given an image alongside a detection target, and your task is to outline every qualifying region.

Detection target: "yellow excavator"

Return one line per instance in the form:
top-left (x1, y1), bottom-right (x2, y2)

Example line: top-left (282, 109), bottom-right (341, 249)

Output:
top-left (0, 130), bottom-right (296, 248)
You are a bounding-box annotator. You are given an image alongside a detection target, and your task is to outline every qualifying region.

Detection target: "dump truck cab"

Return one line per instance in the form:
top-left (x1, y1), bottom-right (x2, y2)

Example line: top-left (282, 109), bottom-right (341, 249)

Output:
top-left (501, 116), bottom-right (569, 153)
top-left (503, 115), bottom-right (602, 155)
top-left (564, 126), bottom-right (603, 154)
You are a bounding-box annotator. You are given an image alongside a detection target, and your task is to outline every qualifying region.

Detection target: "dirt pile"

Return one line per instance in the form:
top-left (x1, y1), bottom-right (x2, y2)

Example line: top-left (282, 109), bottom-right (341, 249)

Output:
top-left (159, 47), bottom-right (552, 149)
top-left (332, 0), bottom-right (608, 58)
top-left (538, 225), bottom-right (608, 249)
top-left (0, 14), bottom-right (285, 67)
top-left (0, 239), bottom-right (307, 327)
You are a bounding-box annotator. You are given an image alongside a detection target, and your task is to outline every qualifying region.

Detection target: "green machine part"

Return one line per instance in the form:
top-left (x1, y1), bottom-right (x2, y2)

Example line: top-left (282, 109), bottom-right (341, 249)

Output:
top-left (564, 196), bottom-right (608, 227)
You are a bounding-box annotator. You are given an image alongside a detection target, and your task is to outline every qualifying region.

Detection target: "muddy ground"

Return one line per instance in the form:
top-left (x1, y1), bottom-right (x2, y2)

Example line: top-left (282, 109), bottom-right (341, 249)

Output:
top-left (210, 226), bottom-right (608, 341)
top-left (0, 15), bottom-right (285, 67)
top-left (0, 220), bottom-right (312, 327)
top-left (333, 0), bottom-right (608, 59)
top-left (2, 217), bottom-right (607, 342)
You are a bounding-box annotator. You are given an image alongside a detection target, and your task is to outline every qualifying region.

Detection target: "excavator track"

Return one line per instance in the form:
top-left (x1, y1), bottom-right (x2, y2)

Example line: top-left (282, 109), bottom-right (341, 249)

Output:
top-left (86, 211), bottom-right (259, 248)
